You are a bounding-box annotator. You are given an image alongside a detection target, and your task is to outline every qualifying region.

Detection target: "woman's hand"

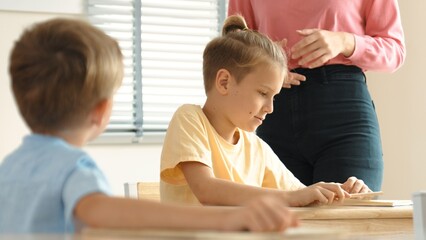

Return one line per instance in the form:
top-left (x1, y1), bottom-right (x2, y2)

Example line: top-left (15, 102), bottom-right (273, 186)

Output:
top-left (290, 29), bottom-right (355, 69)
top-left (276, 39), bottom-right (306, 88)
top-left (283, 72), bottom-right (306, 88)
top-left (341, 176), bottom-right (371, 194)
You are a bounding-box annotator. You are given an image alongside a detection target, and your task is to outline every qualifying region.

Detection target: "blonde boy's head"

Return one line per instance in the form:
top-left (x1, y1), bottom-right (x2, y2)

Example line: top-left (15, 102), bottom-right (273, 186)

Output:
top-left (9, 18), bottom-right (123, 133)
top-left (203, 15), bottom-right (287, 93)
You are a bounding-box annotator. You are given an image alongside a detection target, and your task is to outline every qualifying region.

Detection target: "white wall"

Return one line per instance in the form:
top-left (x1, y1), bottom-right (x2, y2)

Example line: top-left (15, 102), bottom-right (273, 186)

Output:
top-left (1, 1), bottom-right (426, 199)
top-left (366, 0), bottom-right (426, 199)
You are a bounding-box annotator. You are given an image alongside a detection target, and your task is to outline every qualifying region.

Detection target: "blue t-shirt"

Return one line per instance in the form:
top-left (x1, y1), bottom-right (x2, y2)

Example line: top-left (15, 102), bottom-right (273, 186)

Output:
top-left (0, 134), bottom-right (111, 233)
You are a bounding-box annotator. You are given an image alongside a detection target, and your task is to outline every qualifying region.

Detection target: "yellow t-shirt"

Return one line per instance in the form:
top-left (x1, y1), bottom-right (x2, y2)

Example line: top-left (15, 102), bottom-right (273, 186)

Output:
top-left (160, 104), bottom-right (305, 205)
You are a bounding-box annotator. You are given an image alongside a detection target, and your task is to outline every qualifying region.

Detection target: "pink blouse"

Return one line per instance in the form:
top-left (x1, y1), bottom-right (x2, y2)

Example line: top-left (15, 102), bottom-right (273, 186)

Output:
top-left (228, 0), bottom-right (406, 72)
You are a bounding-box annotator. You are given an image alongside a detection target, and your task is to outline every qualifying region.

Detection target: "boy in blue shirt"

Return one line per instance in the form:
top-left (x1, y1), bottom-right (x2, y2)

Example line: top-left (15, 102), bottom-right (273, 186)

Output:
top-left (0, 18), bottom-right (298, 233)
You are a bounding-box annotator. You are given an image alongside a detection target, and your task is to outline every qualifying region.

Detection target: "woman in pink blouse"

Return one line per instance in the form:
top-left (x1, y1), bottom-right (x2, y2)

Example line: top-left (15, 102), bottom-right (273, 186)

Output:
top-left (228, 0), bottom-right (406, 191)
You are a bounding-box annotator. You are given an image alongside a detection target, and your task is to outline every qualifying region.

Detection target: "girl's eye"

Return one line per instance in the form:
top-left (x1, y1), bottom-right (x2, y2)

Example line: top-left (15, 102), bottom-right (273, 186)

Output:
top-left (259, 91), bottom-right (267, 96)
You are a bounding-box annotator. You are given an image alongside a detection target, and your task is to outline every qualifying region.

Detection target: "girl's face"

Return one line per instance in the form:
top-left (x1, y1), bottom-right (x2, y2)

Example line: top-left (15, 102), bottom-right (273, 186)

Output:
top-left (226, 63), bottom-right (284, 132)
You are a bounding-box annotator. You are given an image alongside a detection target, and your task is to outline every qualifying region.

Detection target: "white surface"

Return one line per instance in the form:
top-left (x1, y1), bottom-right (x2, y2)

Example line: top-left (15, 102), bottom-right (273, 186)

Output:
top-left (413, 192), bottom-right (426, 240)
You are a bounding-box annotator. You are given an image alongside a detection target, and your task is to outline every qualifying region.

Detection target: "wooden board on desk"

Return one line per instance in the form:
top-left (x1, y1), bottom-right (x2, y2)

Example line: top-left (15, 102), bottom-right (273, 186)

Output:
top-left (340, 199), bottom-right (413, 207)
top-left (292, 205), bottom-right (413, 220)
top-left (291, 205), bottom-right (413, 235)
top-left (349, 191), bottom-right (383, 199)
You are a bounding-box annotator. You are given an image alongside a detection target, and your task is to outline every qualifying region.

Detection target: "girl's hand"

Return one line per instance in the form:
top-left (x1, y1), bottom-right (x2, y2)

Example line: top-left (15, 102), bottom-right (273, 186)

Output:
top-left (285, 182), bottom-right (349, 207)
top-left (341, 176), bottom-right (371, 194)
top-left (290, 29), bottom-right (355, 69)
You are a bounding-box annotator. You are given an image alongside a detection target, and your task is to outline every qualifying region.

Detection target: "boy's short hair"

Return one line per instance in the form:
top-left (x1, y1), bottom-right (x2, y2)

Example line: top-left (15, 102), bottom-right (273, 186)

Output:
top-left (9, 18), bottom-right (123, 133)
top-left (203, 15), bottom-right (287, 93)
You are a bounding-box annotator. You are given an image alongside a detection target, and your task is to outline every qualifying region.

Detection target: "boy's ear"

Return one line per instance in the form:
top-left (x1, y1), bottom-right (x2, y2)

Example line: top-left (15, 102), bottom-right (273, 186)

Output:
top-left (215, 69), bottom-right (232, 95)
top-left (91, 99), bottom-right (112, 127)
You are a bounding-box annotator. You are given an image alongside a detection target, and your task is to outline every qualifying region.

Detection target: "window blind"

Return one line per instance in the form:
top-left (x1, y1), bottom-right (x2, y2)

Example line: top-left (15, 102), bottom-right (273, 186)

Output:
top-left (86, 0), bottom-right (226, 143)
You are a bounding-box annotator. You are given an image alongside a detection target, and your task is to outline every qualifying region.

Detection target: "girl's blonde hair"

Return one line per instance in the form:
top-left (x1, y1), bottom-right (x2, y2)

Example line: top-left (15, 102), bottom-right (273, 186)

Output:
top-left (203, 15), bottom-right (287, 92)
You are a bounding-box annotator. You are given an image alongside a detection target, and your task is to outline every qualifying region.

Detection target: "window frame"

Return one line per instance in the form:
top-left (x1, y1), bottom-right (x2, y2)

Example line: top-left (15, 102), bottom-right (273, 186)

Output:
top-left (86, 0), bottom-right (227, 144)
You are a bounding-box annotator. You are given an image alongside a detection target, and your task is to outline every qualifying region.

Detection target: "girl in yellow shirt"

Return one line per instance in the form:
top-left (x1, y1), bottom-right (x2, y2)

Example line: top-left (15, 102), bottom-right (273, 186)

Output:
top-left (161, 15), bottom-right (371, 207)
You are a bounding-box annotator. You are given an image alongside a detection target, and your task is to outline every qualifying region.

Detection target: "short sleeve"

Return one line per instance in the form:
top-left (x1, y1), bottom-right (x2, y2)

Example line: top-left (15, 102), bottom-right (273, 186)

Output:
top-left (62, 156), bottom-right (111, 230)
top-left (160, 105), bottom-right (213, 185)
top-left (261, 141), bottom-right (305, 190)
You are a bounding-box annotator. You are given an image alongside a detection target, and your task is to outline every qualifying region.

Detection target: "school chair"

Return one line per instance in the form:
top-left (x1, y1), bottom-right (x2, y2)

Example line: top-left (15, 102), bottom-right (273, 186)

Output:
top-left (124, 182), bottom-right (160, 201)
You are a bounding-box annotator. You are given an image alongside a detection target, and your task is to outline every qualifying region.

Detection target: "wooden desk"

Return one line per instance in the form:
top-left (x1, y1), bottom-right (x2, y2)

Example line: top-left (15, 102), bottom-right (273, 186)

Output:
top-left (81, 228), bottom-right (414, 240)
top-left (347, 232), bottom-right (414, 240)
top-left (292, 205), bottom-right (413, 235)
top-left (79, 205), bottom-right (413, 239)
top-left (0, 231), bottom-right (414, 240)
top-left (6, 206), bottom-right (412, 240)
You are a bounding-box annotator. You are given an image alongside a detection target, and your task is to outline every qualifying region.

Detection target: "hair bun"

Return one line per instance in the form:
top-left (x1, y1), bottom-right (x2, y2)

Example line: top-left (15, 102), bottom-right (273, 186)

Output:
top-left (222, 15), bottom-right (249, 36)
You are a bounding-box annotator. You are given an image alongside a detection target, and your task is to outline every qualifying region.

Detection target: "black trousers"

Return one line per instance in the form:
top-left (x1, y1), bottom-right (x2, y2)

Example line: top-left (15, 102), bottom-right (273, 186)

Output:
top-left (257, 64), bottom-right (383, 191)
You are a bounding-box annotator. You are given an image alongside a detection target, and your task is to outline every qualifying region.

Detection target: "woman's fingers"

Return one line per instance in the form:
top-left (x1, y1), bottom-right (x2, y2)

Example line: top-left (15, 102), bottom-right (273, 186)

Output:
top-left (283, 72), bottom-right (306, 88)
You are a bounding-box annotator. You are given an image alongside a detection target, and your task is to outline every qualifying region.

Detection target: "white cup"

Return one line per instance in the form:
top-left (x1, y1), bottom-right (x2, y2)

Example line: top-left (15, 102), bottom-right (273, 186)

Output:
top-left (413, 191), bottom-right (426, 240)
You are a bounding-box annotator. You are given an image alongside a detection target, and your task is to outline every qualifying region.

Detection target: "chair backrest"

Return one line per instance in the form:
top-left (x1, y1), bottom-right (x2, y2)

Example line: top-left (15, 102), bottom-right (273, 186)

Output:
top-left (124, 182), bottom-right (160, 201)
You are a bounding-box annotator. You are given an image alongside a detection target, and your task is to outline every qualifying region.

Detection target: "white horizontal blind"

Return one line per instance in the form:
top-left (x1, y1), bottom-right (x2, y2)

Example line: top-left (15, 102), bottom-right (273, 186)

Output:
top-left (86, 0), bottom-right (226, 142)
top-left (86, 0), bottom-right (143, 140)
